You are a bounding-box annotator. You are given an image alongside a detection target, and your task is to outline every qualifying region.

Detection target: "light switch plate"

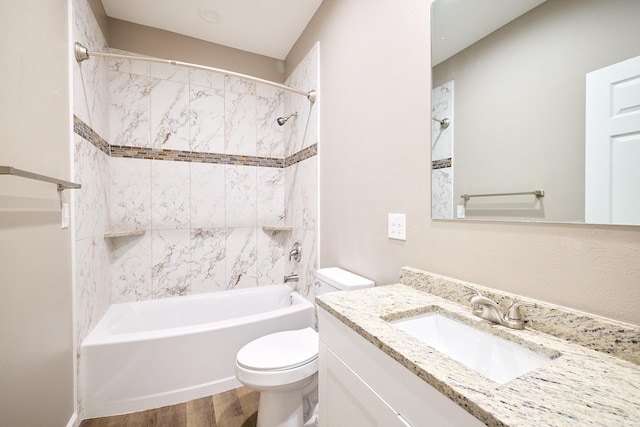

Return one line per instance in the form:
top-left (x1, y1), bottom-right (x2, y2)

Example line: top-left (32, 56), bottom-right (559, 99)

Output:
top-left (388, 213), bottom-right (406, 240)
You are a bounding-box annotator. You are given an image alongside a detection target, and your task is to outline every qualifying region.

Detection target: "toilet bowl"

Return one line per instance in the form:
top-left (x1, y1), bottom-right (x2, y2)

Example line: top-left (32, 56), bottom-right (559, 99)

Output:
top-left (236, 328), bottom-right (319, 427)
top-left (235, 268), bottom-right (374, 427)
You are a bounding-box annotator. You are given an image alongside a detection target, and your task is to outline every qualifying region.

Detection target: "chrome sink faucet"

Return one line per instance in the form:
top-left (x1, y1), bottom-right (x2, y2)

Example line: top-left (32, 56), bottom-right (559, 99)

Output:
top-left (463, 285), bottom-right (535, 330)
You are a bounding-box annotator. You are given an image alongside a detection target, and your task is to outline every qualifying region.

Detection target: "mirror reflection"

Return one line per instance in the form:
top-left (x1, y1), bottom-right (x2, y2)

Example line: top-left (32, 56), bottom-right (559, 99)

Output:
top-left (431, 0), bottom-right (640, 225)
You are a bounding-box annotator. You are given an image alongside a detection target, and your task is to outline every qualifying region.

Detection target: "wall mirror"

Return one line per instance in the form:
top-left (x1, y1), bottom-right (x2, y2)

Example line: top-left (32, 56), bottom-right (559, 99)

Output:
top-left (431, 0), bottom-right (640, 225)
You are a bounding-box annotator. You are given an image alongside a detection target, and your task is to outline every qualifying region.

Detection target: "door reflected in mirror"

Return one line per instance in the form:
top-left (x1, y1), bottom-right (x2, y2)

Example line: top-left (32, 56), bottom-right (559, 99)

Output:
top-left (431, 0), bottom-right (640, 225)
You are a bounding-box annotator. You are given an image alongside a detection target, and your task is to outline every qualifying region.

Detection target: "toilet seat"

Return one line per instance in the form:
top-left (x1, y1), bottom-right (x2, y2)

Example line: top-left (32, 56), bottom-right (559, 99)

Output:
top-left (237, 327), bottom-right (318, 371)
top-left (236, 328), bottom-right (319, 388)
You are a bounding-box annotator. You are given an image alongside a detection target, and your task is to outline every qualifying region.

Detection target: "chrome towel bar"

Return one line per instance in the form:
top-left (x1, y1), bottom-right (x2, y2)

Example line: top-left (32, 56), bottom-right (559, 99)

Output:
top-left (461, 189), bottom-right (544, 202)
top-left (0, 165), bottom-right (81, 191)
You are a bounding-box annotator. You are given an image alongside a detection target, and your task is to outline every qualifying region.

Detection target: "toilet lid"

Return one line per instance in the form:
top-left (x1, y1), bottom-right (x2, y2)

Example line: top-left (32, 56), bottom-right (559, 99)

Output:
top-left (237, 327), bottom-right (319, 371)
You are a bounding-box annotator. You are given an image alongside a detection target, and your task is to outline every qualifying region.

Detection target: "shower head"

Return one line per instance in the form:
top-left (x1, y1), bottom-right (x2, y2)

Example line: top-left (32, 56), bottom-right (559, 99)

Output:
top-left (277, 112), bottom-right (298, 126)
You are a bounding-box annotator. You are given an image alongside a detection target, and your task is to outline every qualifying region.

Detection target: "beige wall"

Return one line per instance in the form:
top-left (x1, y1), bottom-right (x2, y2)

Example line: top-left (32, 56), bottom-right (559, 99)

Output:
top-left (433, 0), bottom-right (640, 222)
top-left (88, 0), bottom-right (109, 40)
top-left (288, 0), bottom-right (640, 325)
top-left (0, 0), bottom-right (75, 426)
top-left (107, 18), bottom-right (286, 83)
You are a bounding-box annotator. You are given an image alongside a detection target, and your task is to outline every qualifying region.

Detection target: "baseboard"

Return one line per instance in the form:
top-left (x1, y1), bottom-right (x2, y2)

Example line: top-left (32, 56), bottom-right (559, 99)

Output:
top-left (66, 412), bottom-right (79, 427)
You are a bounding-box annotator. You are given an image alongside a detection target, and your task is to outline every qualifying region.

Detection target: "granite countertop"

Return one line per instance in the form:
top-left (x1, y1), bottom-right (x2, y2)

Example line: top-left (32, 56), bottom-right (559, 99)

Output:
top-left (316, 271), bottom-right (640, 427)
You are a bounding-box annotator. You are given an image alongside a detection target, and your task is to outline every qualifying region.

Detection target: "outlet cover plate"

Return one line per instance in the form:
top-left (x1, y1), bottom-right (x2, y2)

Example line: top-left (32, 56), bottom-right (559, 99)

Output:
top-left (388, 213), bottom-right (406, 240)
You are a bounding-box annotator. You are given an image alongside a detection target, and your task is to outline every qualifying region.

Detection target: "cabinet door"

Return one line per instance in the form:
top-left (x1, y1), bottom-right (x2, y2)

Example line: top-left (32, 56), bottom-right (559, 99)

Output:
top-left (318, 307), bottom-right (485, 427)
top-left (320, 343), bottom-right (410, 427)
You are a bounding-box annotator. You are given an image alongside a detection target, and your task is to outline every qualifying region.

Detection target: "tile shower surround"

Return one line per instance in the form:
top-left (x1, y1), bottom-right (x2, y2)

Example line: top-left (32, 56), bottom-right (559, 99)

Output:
top-left (74, 48), bottom-right (319, 304)
top-left (74, 115), bottom-right (318, 301)
top-left (74, 0), bottom-right (111, 417)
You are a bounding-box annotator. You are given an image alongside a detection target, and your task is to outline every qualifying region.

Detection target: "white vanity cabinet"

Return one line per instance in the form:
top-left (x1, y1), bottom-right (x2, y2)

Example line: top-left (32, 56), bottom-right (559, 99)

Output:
top-left (320, 343), bottom-right (411, 426)
top-left (318, 307), bottom-right (485, 427)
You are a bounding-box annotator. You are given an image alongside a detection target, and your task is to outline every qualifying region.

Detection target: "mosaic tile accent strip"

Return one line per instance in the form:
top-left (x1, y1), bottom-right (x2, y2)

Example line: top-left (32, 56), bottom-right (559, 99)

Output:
top-left (73, 115), bottom-right (110, 156)
top-left (109, 145), bottom-right (284, 168)
top-left (432, 157), bottom-right (452, 170)
top-left (73, 116), bottom-right (316, 169)
top-left (286, 143), bottom-right (318, 167)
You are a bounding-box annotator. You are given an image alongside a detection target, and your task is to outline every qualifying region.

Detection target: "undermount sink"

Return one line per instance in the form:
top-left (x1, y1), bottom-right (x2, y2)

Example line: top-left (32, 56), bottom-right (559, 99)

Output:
top-left (391, 312), bottom-right (553, 384)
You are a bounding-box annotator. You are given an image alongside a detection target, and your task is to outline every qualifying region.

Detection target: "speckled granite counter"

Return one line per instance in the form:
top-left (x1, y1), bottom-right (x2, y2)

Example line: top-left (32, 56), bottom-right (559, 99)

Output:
top-left (316, 267), bottom-right (640, 426)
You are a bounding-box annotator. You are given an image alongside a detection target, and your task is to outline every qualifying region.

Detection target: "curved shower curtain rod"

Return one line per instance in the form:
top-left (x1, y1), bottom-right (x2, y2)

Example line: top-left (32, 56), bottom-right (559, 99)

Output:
top-left (74, 42), bottom-right (317, 104)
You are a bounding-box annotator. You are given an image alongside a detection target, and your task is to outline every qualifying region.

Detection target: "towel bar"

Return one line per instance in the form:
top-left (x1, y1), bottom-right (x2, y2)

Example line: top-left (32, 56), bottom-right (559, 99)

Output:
top-left (0, 165), bottom-right (82, 191)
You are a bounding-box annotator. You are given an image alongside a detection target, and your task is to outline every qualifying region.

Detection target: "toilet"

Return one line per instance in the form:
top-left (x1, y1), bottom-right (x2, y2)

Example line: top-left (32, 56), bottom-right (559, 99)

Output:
top-left (235, 267), bottom-right (375, 427)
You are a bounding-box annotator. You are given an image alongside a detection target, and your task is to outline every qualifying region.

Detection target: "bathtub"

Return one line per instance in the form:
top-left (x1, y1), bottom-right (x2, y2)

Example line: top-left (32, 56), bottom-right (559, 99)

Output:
top-left (80, 285), bottom-right (314, 418)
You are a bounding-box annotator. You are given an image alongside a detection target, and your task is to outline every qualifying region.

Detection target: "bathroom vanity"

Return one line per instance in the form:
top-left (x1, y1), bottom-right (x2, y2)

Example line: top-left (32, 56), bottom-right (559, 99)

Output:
top-left (316, 267), bottom-right (640, 426)
top-left (318, 307), bottom-right (483, 426)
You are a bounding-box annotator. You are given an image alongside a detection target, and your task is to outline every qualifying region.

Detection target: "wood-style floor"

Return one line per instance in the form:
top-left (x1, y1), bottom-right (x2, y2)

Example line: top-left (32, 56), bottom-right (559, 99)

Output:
top-left (80, 386), bottom-right (259, 427)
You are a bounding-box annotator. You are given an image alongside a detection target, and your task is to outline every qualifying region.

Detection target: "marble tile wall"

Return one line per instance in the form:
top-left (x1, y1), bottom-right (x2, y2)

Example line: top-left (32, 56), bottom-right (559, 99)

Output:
top-left (283, 43), bottom-right (320, 302)
top-left (73, 0), bottom-right (112, 418)
top-left (108, 43), bottom-right (319, 303)
top-left (108, 73), bottom-right (281, 301)
top-left (432, 80), bottom-right (454, 219)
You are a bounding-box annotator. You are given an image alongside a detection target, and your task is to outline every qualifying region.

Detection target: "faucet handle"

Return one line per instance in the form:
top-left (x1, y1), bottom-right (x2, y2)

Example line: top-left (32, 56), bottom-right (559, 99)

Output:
top-left (462, 285), bottom-right (480, 299)
top-left (505, 301), bottom-right (536, 321)
top-left (462, 285), bottom-right (487, 312)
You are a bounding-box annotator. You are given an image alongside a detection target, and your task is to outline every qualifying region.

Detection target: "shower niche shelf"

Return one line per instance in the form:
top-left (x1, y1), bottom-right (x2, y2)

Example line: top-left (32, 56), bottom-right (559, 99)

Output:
top-left (262, 226), bottom-right (293, 232)
top-left (104, 230), bottom-right (145, 238)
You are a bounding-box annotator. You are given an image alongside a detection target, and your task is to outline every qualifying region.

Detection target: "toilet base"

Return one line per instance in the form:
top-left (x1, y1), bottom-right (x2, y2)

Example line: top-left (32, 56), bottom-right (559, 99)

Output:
top-left (257, 388), bottom-right (304, 427)
top-left (249, 375), bottom-right (318, 427)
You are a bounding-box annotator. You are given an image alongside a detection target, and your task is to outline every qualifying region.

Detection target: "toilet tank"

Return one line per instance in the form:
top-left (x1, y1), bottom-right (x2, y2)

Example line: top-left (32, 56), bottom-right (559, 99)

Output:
top-left (315, 267), bottom-right (375, 295)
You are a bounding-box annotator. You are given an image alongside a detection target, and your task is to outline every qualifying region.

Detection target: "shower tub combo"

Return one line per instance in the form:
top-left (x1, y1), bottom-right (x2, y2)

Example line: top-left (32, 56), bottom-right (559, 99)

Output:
top-left (81, 285), bottom-right (314, 418)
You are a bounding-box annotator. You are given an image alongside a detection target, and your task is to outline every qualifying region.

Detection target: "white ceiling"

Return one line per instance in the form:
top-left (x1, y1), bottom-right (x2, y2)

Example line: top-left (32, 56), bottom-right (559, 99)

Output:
top-left (101, 0), bottom-right (546, 65)
top-left (432, 0), bottom-right (547, 66)
top-left (101, 0), bottom-right (324, 60)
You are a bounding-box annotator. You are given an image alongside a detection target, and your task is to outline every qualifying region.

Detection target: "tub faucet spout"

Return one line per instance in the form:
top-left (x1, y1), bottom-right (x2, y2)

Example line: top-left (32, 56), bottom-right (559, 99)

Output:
top-left (284, 274), bottom-right (299, 283)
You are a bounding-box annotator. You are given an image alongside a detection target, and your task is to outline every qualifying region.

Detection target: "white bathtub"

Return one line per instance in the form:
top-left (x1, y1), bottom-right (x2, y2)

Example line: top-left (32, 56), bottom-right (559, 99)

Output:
top-left (80, 285), bottom-right (314, 418)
